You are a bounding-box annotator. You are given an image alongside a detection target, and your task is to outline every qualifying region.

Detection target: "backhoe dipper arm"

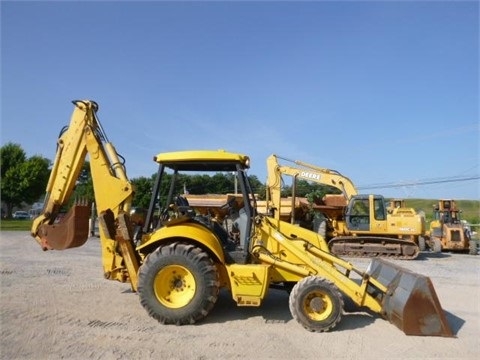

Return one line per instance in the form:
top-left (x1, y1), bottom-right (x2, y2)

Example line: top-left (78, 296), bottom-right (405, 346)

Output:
top-left (31, 100), bottom-right (134, 251)
top-left (266, 154), bottom-right (358, 221)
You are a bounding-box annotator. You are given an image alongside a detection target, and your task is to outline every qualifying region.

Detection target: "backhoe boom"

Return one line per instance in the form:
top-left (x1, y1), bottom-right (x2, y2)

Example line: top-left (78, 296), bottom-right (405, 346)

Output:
top-left (31, 100), bottom-right (138, 288)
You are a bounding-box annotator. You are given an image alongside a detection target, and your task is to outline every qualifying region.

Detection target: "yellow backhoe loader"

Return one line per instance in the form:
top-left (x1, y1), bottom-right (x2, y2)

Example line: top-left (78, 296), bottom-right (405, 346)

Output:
top-left (264, 155), bottom-right (425, 259)
top-left (31, 100), bottom-right (453, 336)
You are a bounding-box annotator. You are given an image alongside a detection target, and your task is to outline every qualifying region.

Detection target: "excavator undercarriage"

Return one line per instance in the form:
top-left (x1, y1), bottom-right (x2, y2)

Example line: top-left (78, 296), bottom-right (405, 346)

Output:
top-left (328, 236), bottom-right (419, 259)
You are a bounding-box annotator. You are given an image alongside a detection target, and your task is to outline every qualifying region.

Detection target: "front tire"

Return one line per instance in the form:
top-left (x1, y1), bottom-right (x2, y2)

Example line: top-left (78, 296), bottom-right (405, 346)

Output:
top-left (418, 237), bottom-right (426, 251)
top-left (289, 276), bottom-right (344, 332)
top-left (138, 242), bottom-right (219, 325)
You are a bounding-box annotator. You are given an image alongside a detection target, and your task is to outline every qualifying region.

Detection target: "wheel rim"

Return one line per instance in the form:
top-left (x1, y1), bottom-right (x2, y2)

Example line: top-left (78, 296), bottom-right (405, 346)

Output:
top-left (303, 290), bottom-right (333, 321)
top-left (153, 265), bottom-right (196, 308)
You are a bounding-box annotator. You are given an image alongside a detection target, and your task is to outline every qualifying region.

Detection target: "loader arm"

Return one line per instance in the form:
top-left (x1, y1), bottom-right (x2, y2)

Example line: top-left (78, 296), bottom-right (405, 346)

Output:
top-left (31, 100), bottom-right (139, 288)
top-left (266, 154), bottom-right (357, 222)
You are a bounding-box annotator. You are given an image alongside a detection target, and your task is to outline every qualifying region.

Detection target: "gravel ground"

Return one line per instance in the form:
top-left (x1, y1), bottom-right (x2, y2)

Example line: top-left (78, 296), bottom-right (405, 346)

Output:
top-left (1, 231), bottom-right (479, 360)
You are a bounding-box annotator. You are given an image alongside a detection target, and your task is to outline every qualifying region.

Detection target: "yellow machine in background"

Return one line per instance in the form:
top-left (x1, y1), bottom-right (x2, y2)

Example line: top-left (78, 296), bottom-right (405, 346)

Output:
top-left (31, 100), bottom-right (453, 336)
top-left (425, 199), bottom-right (477, 255)
top-left (265, 155), bottom-right (425, 259)
top-left (386, 199), bottom-right (420, 216)
top-left (387, 199), bottom-right (407, 212)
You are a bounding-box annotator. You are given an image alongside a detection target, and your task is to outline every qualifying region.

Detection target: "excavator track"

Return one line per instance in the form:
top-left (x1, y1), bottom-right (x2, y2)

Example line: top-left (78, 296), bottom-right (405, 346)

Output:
top-left (328, 236), bottom-right (420, 260)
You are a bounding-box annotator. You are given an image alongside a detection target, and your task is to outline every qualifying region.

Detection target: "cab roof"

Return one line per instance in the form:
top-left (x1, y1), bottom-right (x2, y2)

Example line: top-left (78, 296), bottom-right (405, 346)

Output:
top-left (154, 150), bottom-right (250, 172)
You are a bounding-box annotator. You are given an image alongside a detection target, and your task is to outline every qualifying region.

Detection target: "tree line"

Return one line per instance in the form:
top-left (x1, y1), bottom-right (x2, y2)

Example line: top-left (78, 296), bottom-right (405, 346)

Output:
top-left (1, 143), bottom-right (334, 218)
top-left (1, 143), bottom-right (50, 218)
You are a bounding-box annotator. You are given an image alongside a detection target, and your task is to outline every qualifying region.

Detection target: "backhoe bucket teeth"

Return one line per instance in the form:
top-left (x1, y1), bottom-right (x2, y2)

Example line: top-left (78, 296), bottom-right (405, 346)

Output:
top-left (366, 258), bottom-right (454, 337)
top-left (38, 204), bottom-right (91, 250)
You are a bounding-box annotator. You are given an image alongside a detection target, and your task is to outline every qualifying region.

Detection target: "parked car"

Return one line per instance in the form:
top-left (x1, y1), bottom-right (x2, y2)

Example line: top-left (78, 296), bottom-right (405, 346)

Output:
top-left (12, 211), bottom-right (30, 220)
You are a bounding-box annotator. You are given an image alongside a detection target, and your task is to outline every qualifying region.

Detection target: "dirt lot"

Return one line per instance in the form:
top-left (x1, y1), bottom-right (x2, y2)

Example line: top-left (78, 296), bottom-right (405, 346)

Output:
top-left (1, 231), bottom-right (479, 360)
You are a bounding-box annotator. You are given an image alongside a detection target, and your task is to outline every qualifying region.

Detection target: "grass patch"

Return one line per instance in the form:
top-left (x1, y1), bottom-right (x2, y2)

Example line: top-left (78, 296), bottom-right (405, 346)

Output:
top-left (0, 220), bottom-right (33, 231)
top-left (401, 199), bottom-right (480, 224)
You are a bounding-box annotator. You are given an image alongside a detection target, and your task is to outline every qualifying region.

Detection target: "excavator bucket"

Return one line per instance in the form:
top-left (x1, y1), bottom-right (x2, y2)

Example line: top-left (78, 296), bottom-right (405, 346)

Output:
top-left (366, 258), bottom-right (454, 337)
top-left (37, 204), bottom-right (91, 250)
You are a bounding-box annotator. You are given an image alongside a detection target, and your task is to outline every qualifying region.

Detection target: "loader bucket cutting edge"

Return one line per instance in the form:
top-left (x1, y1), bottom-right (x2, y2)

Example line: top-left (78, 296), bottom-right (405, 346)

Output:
top-left (38, 204), bottom-right (91, 250)
top-left (366, 258), bottom-right (454, 337)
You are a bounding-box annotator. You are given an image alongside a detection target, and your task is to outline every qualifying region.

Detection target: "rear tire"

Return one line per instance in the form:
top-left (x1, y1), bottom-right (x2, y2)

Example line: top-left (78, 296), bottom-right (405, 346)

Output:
top-left (469, 240), bottom-right (477, 255)
top-left (138, 242), bottom-right (219, 325)
top-left (432, 238), bottom-right (442, 253)
top-left (418, 237), bottom-right (426, 251)
top-left (289, 276), bottom-right (343, 332)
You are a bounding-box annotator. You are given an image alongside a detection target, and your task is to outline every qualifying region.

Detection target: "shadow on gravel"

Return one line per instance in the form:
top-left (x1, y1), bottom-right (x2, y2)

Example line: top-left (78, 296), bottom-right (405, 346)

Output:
top-left (206, 288), bottom-right (292, 324)
top-left (204, 288), bottom-right (376, 331)
top-left (202, 287), bottom-right (462, 336)
top-left (121, 285), bottom-right (458, 336)
top-left (335, 312), bottom-right (376, 332)
top-left (415, 251), bottom-right (452, 261)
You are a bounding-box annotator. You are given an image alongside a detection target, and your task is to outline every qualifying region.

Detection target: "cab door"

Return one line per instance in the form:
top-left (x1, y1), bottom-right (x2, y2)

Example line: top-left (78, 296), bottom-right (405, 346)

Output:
top-left (345, 196), bottom-right (370, 231)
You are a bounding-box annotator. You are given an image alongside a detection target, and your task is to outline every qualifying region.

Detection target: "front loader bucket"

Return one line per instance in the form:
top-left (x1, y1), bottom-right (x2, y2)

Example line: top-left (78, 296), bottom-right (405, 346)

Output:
top-left (37, 204), bottom-right (91, 250)
top-left (366, 258), bottom-right (454, 337)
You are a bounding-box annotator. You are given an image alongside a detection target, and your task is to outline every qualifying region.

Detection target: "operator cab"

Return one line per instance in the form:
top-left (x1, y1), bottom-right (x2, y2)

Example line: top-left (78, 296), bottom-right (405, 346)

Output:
top-left (345, 195), bottom-right (387, 231)
top-left (141, 150), bottom-right (257, 264)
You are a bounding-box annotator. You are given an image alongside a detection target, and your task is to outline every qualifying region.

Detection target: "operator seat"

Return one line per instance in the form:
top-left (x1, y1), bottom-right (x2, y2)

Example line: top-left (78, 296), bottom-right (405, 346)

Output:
top-left (175, 196), bottom-right (195, 217)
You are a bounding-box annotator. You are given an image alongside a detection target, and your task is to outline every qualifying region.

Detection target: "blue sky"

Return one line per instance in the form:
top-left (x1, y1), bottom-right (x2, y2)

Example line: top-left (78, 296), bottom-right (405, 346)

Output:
top-left (2, 0), bottom-right (479, 200)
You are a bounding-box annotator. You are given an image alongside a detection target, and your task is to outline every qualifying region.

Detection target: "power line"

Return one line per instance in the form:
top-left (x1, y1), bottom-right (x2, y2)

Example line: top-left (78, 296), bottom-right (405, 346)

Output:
top-left (357, 175), bottom-right (480, 191)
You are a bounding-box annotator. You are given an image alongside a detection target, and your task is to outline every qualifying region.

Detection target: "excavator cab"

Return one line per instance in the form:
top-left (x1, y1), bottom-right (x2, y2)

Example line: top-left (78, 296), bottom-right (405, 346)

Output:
top-left (345, 195), bottom-right (390, 231)
top-left (345, 196), bottom-right (371, 231)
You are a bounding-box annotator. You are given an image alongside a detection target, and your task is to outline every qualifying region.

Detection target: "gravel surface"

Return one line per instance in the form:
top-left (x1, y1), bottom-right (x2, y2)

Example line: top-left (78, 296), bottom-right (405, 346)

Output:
top-left (1, 231), bottom-right (479, 359)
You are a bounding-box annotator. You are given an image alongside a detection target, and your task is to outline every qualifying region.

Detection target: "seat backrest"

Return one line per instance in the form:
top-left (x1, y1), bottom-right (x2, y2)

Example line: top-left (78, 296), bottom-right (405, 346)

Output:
top-left (176, 196), bottom-right (190, 207)
top-left (175, 196), bottom-right (195, 217)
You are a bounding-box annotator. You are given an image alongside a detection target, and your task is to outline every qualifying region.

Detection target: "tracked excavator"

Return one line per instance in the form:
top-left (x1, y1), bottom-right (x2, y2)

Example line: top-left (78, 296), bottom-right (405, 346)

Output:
top-left (265, 155), bottom-right (424, 260)
top-left (31, 100), bottom-right (453, 336)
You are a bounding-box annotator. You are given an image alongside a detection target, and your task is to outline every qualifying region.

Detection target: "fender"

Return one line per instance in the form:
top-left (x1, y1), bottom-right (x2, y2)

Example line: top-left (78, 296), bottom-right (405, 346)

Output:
top-left (137, 221), bottom-right (226, 263)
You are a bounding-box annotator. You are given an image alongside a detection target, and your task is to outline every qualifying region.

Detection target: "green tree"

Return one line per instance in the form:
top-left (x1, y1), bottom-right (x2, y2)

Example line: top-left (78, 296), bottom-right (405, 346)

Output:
top-left (131, 176), bottom-right (154, 209)
top-left (248, 175), bottom-right (265, 199)
top-left (72, 161), bottom-right (94, 201)
top-left (1, 143), bottom-right (50, 217)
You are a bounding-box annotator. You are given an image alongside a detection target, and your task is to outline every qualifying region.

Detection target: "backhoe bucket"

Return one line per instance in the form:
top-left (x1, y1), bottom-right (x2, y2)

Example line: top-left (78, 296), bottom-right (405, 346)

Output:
top-left (38, 204), bottom-right (91, 250)
top-left (366, 258), bottom-right (454, 337)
